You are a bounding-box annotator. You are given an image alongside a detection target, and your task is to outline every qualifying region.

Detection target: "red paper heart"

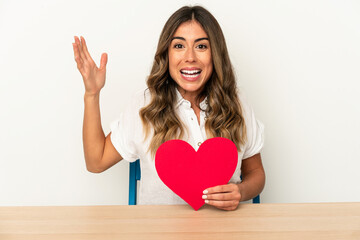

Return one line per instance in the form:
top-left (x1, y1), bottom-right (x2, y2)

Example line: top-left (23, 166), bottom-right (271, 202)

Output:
top-left (155, 137), bottom-right (238, 210)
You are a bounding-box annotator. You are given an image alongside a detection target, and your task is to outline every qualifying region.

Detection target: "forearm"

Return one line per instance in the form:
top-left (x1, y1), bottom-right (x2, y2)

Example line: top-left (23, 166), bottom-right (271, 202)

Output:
top-left (83, 93), bottom-right (106, 172)
top-left (238, 168), bottom-right (265, 202)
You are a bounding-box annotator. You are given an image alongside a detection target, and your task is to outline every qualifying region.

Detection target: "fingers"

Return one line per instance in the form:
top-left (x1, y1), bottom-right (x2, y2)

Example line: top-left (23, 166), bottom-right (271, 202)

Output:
top-left (204, 183), bottom-right (238, 195)
top-left (74, 36), bottom-right (87, 63)
top-left (73, 45), bottom-right (84, 73)
top-left (99, 53), bottom-right (108, 70)
top-left (203, 191), bottom-right (241, 208)
top-left (203, 183), bottom-right (241, 211)
top-left (205, 199), bottom-right (239, 210)
top-left (203, 193), bottom-right (240, 210)
top-left (80, 36), bottom-right (95, 63)
top-left (203, 191), bottom-right (239, 201)
top-left (222, 206), bottom-right (239, 211)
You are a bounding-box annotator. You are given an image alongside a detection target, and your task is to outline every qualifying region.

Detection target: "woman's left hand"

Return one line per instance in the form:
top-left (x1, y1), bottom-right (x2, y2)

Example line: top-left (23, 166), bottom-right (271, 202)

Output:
top-left (202, 183), bottom-right (242, 211)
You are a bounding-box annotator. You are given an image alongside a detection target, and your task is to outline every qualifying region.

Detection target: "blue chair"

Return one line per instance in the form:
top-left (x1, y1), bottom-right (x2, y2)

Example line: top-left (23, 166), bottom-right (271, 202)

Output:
top-left (128, 159), bottom-right (141, 205)
top-left (129, 159), bottom-right (260, 205)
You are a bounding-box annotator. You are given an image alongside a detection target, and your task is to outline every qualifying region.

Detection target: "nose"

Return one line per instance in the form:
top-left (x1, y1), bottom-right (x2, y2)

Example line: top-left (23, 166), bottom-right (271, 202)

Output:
top-left (185, 48), bottom-right (197, 63)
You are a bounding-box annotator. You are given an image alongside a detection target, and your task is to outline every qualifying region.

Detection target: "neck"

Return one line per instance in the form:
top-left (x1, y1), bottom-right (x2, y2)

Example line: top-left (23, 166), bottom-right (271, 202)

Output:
top-left (177, 86), bottom-right (205, 107)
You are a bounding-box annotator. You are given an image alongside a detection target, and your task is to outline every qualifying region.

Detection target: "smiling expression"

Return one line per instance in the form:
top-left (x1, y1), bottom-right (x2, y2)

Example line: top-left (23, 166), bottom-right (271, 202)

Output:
top-left (168, 20), bottom-right (213, 101)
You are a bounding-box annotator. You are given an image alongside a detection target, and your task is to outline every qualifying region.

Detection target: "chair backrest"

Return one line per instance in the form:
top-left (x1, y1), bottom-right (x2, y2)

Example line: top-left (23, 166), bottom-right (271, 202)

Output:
top-left (129, 160), bottom-right (141, 205)
top-left (129, 159), bottom-right (260, 205)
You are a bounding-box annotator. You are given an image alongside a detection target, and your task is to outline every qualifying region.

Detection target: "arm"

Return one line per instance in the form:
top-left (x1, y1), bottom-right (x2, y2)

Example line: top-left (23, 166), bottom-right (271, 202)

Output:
top-left (203, 153), bottom-right (265, 211)
top-left (73, 36), bottom-right (123, 173)
top-left (83, 94), bottom-right (123, 173)
top-left (238, 153), bottom-right (265, 201)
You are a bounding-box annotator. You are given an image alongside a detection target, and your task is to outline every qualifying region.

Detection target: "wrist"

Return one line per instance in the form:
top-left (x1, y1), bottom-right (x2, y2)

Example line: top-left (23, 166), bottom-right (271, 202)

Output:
top-left (84, 92), bottom-right (100, 101)
top-left (237, 183), bottom-right (245, 202)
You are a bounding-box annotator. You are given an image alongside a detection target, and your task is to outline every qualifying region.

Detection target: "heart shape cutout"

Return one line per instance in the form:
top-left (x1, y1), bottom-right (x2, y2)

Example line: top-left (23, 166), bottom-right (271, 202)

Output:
top-left (155, 137), bottom-right (238, 210)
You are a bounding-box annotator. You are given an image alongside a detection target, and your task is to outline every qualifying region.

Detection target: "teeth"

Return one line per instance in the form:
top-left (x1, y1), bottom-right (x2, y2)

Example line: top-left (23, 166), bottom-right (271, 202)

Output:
top-left (182, 73), bottom-right (200, 78)
top-left (181, 69), bottom-right (201, 74)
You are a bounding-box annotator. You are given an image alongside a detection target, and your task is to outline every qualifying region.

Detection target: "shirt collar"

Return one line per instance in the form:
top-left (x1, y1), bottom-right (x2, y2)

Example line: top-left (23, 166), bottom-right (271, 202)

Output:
top-left (175, 88), bottom-right (208, 110)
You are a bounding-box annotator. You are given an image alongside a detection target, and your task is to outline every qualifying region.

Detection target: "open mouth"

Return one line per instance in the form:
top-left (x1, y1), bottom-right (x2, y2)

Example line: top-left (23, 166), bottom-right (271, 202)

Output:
top-left (180, 69), bottom-right (202, 79)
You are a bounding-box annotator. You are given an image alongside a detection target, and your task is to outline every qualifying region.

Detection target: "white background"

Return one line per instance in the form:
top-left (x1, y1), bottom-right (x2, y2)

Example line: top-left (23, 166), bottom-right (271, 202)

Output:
top-left (1, 0), bottom-right (359, 206)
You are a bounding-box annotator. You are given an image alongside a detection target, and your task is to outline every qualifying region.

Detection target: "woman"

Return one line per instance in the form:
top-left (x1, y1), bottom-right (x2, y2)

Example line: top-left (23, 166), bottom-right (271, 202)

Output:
top-left (72, 6), bottom-right (265, 211)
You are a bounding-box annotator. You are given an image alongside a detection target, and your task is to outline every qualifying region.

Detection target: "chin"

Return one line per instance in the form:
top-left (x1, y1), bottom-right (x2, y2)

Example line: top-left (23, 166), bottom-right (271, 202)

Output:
top-left (178, 83), bottom-right (203, 93)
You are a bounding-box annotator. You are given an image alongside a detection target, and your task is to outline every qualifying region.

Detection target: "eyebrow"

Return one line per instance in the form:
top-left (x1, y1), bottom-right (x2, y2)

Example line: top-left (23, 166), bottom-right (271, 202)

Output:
top-left (171, 37), bottom-right (209, 42)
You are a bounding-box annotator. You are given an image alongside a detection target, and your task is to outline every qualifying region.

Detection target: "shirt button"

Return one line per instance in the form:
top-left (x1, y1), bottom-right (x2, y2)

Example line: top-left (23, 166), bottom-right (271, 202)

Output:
top-left (197, 142), bottom-right (202, 146)
top-left (191, 117), bottom-right (193, 120)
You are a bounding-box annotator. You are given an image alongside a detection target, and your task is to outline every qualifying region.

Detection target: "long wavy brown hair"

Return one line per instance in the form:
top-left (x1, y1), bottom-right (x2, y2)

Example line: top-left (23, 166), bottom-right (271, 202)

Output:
top-left (140, 6), bottom-right (247, 157)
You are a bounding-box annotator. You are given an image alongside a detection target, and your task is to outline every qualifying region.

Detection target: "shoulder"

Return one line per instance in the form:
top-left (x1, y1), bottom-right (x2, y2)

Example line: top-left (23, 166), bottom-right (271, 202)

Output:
top-left (236, 89), bottom-right (265, 157)
top-left (237, 88), bottom-right (264, 137)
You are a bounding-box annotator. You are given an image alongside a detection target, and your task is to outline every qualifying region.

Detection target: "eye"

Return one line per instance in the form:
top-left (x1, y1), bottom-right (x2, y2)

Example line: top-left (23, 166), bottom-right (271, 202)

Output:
top-left (197, 44), bottom-right (208, 49)
top-left (174, 43), bottom-right (184, 49)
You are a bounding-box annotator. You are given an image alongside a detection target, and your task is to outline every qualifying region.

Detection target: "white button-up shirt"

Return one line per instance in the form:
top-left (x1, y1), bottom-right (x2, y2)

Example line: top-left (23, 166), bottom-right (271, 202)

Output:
top-left (110, 88), bottom-right (264, 205)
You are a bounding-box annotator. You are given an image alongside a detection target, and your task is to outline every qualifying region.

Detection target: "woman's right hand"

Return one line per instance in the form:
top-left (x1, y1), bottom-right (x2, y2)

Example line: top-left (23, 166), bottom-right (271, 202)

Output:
top-left (72, 36), bottom-right (108, 96)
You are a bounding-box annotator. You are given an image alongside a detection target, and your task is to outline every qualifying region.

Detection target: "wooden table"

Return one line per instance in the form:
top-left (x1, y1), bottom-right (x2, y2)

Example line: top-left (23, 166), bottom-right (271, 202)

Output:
top-left (1, 202), bottom-right (359, 239)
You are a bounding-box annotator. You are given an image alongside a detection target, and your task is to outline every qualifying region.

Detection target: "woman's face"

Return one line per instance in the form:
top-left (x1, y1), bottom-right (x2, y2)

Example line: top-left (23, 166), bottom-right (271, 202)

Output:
top-left (168, 20), bottom-right (213, 100)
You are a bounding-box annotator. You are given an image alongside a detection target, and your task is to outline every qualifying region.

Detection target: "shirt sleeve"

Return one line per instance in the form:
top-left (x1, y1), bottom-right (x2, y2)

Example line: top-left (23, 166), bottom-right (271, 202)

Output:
top-left (239, 94), bottom-right (265, 160)
top-left (110, 91), bottom-right (146, 163)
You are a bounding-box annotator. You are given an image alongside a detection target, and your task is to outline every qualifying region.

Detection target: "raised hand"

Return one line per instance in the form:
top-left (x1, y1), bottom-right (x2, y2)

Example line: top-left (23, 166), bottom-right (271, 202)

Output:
top-left (72, 36), bottom-right (108, 96)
